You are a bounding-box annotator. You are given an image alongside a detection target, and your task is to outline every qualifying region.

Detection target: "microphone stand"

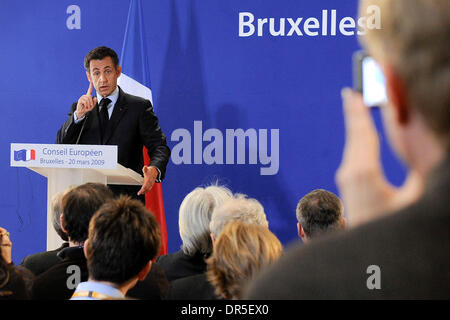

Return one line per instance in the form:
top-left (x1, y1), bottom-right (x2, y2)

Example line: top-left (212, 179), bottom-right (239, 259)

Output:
top-left (75, 111), bottom-right (91, 144)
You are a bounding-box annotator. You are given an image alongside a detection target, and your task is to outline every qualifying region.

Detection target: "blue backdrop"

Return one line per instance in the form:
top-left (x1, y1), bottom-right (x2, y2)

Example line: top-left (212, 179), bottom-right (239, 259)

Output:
top-left (0, 0), bottom-right (406, 264)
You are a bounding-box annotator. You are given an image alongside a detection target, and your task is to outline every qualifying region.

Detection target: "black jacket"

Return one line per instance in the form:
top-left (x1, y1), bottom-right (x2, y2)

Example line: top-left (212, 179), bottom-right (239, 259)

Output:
top-left (156, 250), bottom-right (208, 282)
top-left (31, 246), bottom-right (168, 300)
top-left (167, 273), bottom-right (218, 300)
top-left (56, 86), bottom-right (170, 180)
top-left (20, 242), bottom-right (69, 276)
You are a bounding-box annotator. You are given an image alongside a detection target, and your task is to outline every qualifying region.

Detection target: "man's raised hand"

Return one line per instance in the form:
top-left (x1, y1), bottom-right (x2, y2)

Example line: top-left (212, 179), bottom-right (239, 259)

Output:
top-left (75, 82), bottom-right (98, 119)
top-left (335, 88), bottom-right (423, 227)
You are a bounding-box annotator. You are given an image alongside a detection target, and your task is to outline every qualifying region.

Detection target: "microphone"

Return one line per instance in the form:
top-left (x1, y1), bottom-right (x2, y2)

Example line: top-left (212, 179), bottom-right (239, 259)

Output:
top-left (75, 110), bottom-right (92, 144)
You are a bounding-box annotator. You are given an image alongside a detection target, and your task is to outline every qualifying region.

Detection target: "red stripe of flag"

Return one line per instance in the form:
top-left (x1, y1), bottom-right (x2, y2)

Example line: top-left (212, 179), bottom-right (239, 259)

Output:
top-left (143, 147), bottom-right (168, 256)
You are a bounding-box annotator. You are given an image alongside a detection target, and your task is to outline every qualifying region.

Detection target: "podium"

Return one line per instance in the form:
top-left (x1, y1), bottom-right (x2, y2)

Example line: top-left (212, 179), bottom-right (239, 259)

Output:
top-left (11, 143), bottom-right (144, 250)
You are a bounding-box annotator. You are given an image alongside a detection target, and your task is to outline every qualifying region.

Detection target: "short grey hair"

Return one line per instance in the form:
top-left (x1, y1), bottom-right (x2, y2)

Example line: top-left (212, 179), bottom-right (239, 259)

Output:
top-left (209, 196), bottom-right (269, 238)
top-left (179, 184), bottom-right (233, 256)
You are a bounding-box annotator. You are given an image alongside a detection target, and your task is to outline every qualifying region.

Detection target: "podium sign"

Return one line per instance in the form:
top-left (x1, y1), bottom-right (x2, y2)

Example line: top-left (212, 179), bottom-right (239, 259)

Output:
top-left (11, 143), bottom-right (118, 169)
top-left (11, 143), bottom-right (143, 250)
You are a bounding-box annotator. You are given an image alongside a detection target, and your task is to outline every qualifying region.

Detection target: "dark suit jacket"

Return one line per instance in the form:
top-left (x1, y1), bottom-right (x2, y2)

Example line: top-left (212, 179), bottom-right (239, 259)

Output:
top-left (31, 246), bottom-right (168, 300)
top-left (166, 273), bottom-right (218, 300)
top-left (156, 250), bottom-right (208, 282)
top-left (56, 86), bottom-right (170, 180)
top-left (20, 242), bottom-right (69, 276)
top-left (245, 156), bottom-right (450, 299)
top-left (31, 246), bottom-right (88, 300)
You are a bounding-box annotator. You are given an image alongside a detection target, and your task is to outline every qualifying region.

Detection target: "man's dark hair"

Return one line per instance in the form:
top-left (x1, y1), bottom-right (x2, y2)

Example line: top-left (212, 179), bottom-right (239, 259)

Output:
top-left (296, 189), bottom-right (344, 239)
top-left (84, 46), bottom-right (119, 71)
top-left (86, 196), bottom-right (161, 285)
top-left (61, 183), bottom-right (114, 243)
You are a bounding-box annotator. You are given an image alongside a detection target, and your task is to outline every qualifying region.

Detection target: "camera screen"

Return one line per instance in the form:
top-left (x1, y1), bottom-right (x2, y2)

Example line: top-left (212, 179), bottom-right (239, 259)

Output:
top-left (362, 57), bottom-right (387, 107)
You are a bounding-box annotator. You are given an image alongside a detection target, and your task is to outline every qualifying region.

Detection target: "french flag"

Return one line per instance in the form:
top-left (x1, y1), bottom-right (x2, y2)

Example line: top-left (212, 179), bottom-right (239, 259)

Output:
top-left (14, 149), bottom-right (35, 161)
top-left (118, 0), bottom-right (168, 256)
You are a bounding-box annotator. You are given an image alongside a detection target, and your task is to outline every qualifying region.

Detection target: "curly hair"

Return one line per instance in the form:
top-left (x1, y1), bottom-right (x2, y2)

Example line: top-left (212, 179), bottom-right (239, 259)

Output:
top-left (206, 221), bottom-right (282, 299)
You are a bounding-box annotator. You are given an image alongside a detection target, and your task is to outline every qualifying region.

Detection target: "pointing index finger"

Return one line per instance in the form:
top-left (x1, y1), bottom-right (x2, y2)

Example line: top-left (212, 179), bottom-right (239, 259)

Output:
top-left (86, 81), bottom-right (93, 96)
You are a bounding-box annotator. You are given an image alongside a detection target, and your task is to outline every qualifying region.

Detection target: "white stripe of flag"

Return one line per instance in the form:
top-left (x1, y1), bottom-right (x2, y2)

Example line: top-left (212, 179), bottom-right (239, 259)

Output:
top-left (118, 73), bottom-right (153, 104)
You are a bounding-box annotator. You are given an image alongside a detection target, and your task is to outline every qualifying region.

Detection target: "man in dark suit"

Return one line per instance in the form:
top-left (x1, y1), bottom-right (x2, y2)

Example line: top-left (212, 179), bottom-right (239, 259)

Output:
top-left (245, 0), bottom-right (450, 299)
top-left (56, 46), bottom-right (170, 198)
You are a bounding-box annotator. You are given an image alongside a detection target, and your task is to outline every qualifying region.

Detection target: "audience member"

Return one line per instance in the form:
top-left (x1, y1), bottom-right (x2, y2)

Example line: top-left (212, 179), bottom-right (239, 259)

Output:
top-left (20, 187), bottom-right (73, 276)
top-left (296, 189), bottom-right (346, 242)
top-left (71, 196), bottom-right (161, 300)
top-left (157, 184), bottom-right (233, 282)
top-left (166, 196), bottom-right (270, 300)
top-left (245, 0), bottom-right (450, 299)
top-left (31, 183), bottom-right (114, 299)
top-left (207, 221), bottom-right (282, 300)
top-left (0, 228), bottom-right (33, 300)
top-left (209, 195), bottom-right (268, 241)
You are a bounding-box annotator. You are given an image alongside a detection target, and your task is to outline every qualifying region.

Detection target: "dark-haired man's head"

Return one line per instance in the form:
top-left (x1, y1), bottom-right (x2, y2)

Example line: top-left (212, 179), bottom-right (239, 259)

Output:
top-left (85, 196), bottom-right (161, 291)
top-left (84, 46), bottom-right (119, 72)
top-left (60, 183), bottom-right (114, 245)
top-left (296, 189), bottom-right (345, 241)
top-left (84, 46), bottom-right (121, 98)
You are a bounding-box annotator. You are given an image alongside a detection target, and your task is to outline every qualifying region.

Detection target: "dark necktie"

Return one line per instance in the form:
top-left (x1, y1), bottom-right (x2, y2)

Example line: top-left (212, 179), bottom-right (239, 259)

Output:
top-left (99, 98), bottom-right (111, 141)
